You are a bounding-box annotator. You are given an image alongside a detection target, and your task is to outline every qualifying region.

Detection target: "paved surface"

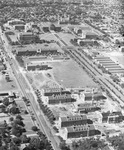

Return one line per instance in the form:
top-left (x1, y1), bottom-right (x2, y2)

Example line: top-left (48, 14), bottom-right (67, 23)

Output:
top-left (0, 28), bottom-right (60, 150)
top-left (53, 32), bottom-right (124, 107)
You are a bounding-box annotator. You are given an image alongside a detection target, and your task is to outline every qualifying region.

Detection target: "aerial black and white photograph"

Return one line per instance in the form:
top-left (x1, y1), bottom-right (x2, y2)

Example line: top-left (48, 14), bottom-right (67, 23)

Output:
top-left (0, 0), bottom-right (124, 150)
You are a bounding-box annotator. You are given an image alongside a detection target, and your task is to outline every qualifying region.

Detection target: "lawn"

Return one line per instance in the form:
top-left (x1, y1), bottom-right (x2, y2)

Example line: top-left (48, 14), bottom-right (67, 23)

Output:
top-left (0, 74), bottom-right (18, 92)
top-left (50, 59), bottom-right (98, 88)
top-left (9, 35), bottom-right (18, 42)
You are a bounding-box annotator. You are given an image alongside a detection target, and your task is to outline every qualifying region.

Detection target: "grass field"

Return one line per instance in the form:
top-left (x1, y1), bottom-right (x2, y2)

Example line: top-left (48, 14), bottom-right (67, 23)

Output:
top-left (0, 74), bottom-right (18, 92)
top-left (26, 59), bottom-right (98, 89)
top-left (9, 35), bottom-right (18, 42)
top-left (50, 60), bottom-right (98, 88)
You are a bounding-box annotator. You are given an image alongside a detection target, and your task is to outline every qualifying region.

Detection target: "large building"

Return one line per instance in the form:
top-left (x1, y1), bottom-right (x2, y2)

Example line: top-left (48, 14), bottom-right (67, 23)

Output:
top-left (8, 19), bottom-right (25, 26)
top-left (78, 39), bottom-right (95, 46)
top-left (63, 124), bottom-right (101, 139)
top-left (14, 25), bottom-right (25, 31)
top-left (26, 63), bottom-right (50, 71)
top-left (44, 94), bottom-right (76, 105)
top-left (18, 32), bottom-right (38, 43)
top-left (82, 92), bottom-right (106, 102)
top-left (59, 115), bottom-right (93, 128)
top-left (14, 44), bottom-right (58, 56)
top-left (42, 88), bottom-right (71, 96)
top-left (77, 103), bottom-right (101, 114)
top-left (102, 111), bottom-right (124, 123)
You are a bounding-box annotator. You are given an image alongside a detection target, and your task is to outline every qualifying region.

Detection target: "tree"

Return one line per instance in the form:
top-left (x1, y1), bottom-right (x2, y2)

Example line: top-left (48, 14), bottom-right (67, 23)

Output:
top-left (9, 117), bottom-right (14, 122)
top-left (13, 137), bottom-right (21, 145)
top-left (31, 126), bottom-right (39, 132)
top-left (16, 115), bottom-right (23, 120)
top-left (59, 141), bottom-right (70, 150)
top-left (107, 133), bottom-right (124, 150)
top-left (2, 97), bottom-right (9, 106)
top-left (72, 138), bottom-right (106, 150)
top-left (14, 119), bottom-right (25, 127)
top-left (29, 137), bottom-right (45, 150)
top-left (10, 106), bottom-right (19, 114)
top-left (21, 134), bottom-right (30, 143)
top-left (0, 146), bottom-right (7, 150)
top-left (10, 145), bottom-right (20, 150)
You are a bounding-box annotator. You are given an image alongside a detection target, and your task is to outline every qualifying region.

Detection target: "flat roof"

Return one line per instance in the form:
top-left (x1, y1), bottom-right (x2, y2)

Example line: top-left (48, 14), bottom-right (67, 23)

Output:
top-left (44, 88), bottom-right (62, 93)
top-left (96, 58), bottom-right (112, 61)
top-left (48, 94), bottom-right (72, 101)
top-left (106, 66), bottom-right (122, 69)
top-left (108, 68), bottom-right (124, 71)
top-left (95, 56), bottom-right (110, 59)
top-left (109, 70), bottom-right (124, 73)
top-left (99, 61), bottom-right (114, 64)
top-left (106, 67), bottom-right (121, 70)
top-left (101, 63), bottom-right (118, 66)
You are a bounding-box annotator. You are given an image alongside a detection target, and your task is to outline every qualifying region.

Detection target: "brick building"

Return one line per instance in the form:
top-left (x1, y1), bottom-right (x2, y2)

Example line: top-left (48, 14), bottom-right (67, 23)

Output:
top-left (14, 25), bottom-right (25, 31)
top-left (59, 115), bottom-right (93, 128)
top-left (102, 111), bottom-right (124, 123)
top-left (8, 19), bottom-right (25, 26)
top-left (44, 94), bottom-right (76, 105)
top-left (63, 124), bottom-right (101, 139)
top-left (18, 32), bottom-right (38, 43)
top-left (15, 46), bottom-right (58, 56)
top-left (43, 88), bottom-right (71, 96)
top-left (77, 103), bottom-right (101, 114)
top-left (26, 63), bottom-right (49, 71)
top-left (83, 92), bottom-right (106, 102)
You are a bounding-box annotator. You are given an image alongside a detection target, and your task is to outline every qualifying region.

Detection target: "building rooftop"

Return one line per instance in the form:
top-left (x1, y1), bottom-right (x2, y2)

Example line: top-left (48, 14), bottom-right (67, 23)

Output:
top-left (78, 103), bottom-right (99, 109)
top-left (61, 115), bottom-right (87, 122)
top-left (15, 43), bottom-right (58, 52)
top-left (102, 111), bottom-right (123, 117)
top-left (44, 88), bottom-right (62, 93)
top-left (84, 92), bottom-right (105, 97)
top-left (48, 94), bottom-right (72, 101)
top-left (67, 124), bottom-right (95, 133)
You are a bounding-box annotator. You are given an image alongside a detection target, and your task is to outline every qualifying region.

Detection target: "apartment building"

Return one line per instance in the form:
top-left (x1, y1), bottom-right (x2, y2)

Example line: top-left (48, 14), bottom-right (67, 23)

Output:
top-left (102, 111), bottom-right (124, 123)
top-left (63, 124), bottom-right (101, 139)
top-left (59, 115), bottom-right (93, 128)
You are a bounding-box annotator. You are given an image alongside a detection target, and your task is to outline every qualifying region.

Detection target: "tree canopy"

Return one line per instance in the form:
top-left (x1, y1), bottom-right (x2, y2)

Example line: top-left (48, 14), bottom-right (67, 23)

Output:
top-left (107, 133), bottom-right (124, 150)
top-left (72, 138), bottom-right (106, 150)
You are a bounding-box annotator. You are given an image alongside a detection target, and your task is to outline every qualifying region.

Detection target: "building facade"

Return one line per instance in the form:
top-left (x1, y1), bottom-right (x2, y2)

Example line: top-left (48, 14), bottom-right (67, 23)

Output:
top-left (63, 124), bottom-right (101, 139)
top-left (43, 88), bottom-right (71, 96)
top-left (78, 103), bottom-right (101, 114)
top-left (47, 94), bottom-right (76, 104)
top-left (102, 111), bottom-right (124, 123)
top-left (26, 63), bottom-right (49, 71)
top-left (59, 115), bottom-right (93, 128)
top-left (18, 32), bottom-right (37, 43)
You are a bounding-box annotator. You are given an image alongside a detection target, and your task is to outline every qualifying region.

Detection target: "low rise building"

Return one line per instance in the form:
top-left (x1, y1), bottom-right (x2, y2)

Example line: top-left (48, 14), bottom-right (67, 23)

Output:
top-left (8, 19), bottom-right (25, 26)
top-left (14, 25), bottom-right (25, 31)
top-left (18, 32), bottom-right (38, 43)
top-left (26, 63), bottom-right (50, 71)
top-left (62, 124), bottom-right (101, 139)
top-left (42, 88), bottom-right (71, 96)
top-left (102, 111), bottom-right (124, 123)
top-left (82, 92), bottom-right (106, 102)
top-left (59, 115), bottom-right (93, 128)
top-left (44, 94), bottom-right (76, 105)
top-left (77, 39), bottom-right (95, 46)
top-left (14, 45), bottom-right (58, 56)
top-left (77, 103), bottom-right (101, 113)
